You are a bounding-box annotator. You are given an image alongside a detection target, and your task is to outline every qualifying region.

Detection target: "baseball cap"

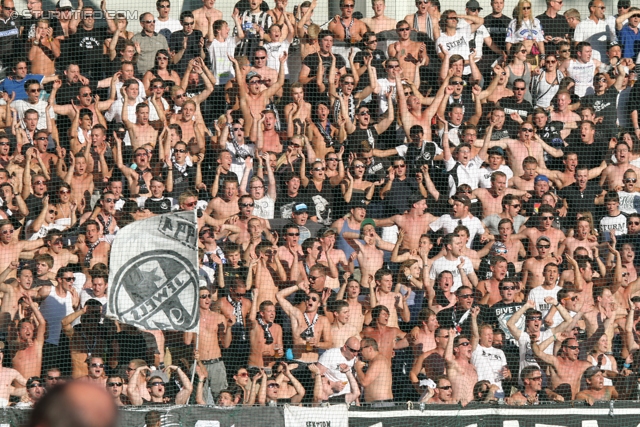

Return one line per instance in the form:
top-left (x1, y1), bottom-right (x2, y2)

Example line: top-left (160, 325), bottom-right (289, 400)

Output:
top-left (57, 0), bottom-right (73, 8)
top-left (350, 199), bottom-right (368, 209)
top-left (148, 370), bottom-right (169, 383)
top-left (318, 227), bottom-right (337, 237)
top-left (466, 0), bottom-right (482, 9)
top-left (27, 377), bottom-right (44, 388)
top-left (583, 366), bottom-right (603, 379)
top-left (487, 147), bottom-right (505, 157)
top-left (453, 194), bottom-right (471, 207)
top-left (360, 218), bottom-right (376, 232)
top-left (245, 71), bottom-right (260, 83)
top-left (536, 236), bottom-right (551, 245)
top-left (292, 203), bottom-right (308, 214)
top-left (534, 175), bottom-right (550, 184)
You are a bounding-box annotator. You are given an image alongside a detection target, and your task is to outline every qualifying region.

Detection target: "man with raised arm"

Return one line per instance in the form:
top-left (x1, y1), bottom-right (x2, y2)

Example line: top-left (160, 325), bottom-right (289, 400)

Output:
top-left (444, 328), bottom-right (477, 406)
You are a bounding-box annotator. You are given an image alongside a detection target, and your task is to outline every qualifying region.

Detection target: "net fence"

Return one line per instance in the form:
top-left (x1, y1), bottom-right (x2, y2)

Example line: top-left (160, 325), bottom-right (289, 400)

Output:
top-left (0, 0), bottom-right (638, 424)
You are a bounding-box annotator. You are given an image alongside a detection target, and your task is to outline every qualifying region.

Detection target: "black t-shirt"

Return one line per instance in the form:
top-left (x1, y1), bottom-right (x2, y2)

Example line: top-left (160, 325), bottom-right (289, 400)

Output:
top-left (567, 139), bottom-right (609, 169)
top-left (63, 27), bottom-right (110, 78)
top-left (347, 125), bottom-right (379, 152)
top-left (406, 141), bottom-right (440, 174)
top-left (581, 87), bottom-right (619, 138)
top-left (536, 13), bottom-right (572, 41)
top-left (437, 306), bottom-right (473, 337)
top-left (500, 97), bottom-right (534, 135)
top-left (304, 180), bottom-right (335, 225)
top-left (353, 49), bottom-right (386, 92)
top-left (383, 176), bottom-right (420, 216)
top-left (275, 192), bottom-right (317, 219)
top-left (557, 180), bottom-right (603, 227)
top-left (25, 193), bottom-right (45, 222)
top-left (302, 53), bottom-right (346, 103)
top-left (365, 157), bottom-right (390, 183)
top-left (536, 121), bottom-right (565, 170)
top-left (480, 301), bottom-right (524, 344)
top-left (169, 29), bottom-right (206, 75)
top-left (448, 92), bottom-right (476, 124)
top-left (163, 164), bottom-right (196, 199)
top-left (144, 197), bottom-right (173, 214)
top-left (0, 15), bottom-right (21, 64)
top-left (484, 14), bottom-right (511, 52)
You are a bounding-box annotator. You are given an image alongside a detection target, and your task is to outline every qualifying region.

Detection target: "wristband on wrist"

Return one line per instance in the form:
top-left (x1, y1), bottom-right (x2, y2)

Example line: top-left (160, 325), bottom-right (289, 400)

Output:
top-left (624, 362), bottom-right (631, 369)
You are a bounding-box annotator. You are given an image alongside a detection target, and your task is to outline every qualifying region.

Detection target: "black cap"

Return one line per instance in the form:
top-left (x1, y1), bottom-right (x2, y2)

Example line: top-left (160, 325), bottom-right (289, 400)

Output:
top-left (350, 199), bottom-right (368, 209)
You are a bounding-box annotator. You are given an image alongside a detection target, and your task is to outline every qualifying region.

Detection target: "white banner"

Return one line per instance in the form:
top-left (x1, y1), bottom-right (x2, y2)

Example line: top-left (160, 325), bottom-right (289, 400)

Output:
top-left (107, 211), bottom-right (200, 332)
top-left (283, 404), bottom-right (349, 427)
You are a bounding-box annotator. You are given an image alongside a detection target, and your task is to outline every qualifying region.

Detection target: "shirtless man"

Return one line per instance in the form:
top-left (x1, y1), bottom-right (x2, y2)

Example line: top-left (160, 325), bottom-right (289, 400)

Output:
top-left (75, 220), bottom-right (110, 274)
top-left (122, 102), bottom-right (158, 151)
top-left (550, 90), bottom-right (582, 123)
top-left (369, 268), bottom-right (410, 329)
top-left (532, 337), bottom-right (592, 399)
top-left (284, 83), bottom-right (312, 137)
top-left (318, 228), bottom-right (348, 291)
top-left (600, 142), bottom-right (640, 191)
top-left (350, 219), bottom-right (394, 282)
top-left (388, 21), bottom-right (427, 83)
top-left (227, 195), bottom-right (271, 247)
top-left (0, 265), bottom-right (38, 319)
top-left (248, 287), bottom-right (283, 368)
top-left (408, 308), bottom-right (439, 356)
top-left (444, 329), bottom-right (478, 406)
top-left (361, 305), bottom-right (408, 360)
top-left (477, 256), bottom-right (509, 305)
top-left (511, 156), bottom-right (538, 191)
top-left (169, 100), bottom-right (205, 145)
top-left (11, 296), bottom-right (45, 379)
top-left (0, 345), bottom-right (27, 406)
top-left (564, 218), bottom-right (599, 258)
top-left (50, 80), bottom-right (116, 133)
top-left (537, 152), bottom-right (606, 190)
top-left (362, 0), bottom-right (397, 33)
top-left (277, 283), bottom-right (332, 362)
top-left (231, 53), bottom-right (287, 136)
top-left (328, 0), bottom-right (368, 42)
top-left (472, 171), bottom-right (530, 218)
top-left (330, 300), bottom-right (358, 347)
top-left (375, 194), bottom-right (436, 250)
top-left (396, 72), bottom-right (442, 141)
top-left (184, 287), bottom-right (233, 403)
top-left (193, 0), bottom-right (222, 33)
top-left (486, 122), bottom-right (559, 177)
top-left (276, 224), bottom-right (304, 273)
top-left (409, 328), bottom-right (450, 392)
top-left (513, 205), bottom-right (566, 257)
top-left (64, 153), bottom-right (94, 208)
top-left (114, 139), bottom-right (153, 197)
top-left (0, 220), bottom-right (43, 278)
top-left (36, 232), bottom-right (79, 274)
top-left (219, 279), bottom-right (252, 335)
top-left (79, 356), bottom-right (108, 386)
top-left (354, 337), bottom-right (393, 403)
top-left (521, 236), bottom-right (564, 290)
top-left (337, 277), bottom-right (366, 333)
top-left (206, 179), bottom-right (240, 221)
top-left (250, 48), bottom-right (279, 96)
top-left (574, 367), bottom-right (618, 405)
top-left (257, 110), bottom-right (282, 154)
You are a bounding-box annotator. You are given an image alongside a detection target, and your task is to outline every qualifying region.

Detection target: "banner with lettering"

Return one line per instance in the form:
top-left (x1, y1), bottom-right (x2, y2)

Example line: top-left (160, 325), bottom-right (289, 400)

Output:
top-left (284, 403), bottom-right (349, 427)
top-left (107, 210), bottom-right (200, 332)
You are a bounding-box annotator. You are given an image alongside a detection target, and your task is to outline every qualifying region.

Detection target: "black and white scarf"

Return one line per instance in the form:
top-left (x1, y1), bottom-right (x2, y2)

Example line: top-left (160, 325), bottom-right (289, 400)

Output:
top-left (228, 295), bottom-right (244, 325)
top-left (257, 316), bottom-right (273, 344)
top-left (315, 121), bottom-right (334, 148)
top-left (333, 91), bottom-right (355, 122)
top-left (84, 240), bottom-right (100, 267)
top-left (300, 312), bottom-right (318, 339)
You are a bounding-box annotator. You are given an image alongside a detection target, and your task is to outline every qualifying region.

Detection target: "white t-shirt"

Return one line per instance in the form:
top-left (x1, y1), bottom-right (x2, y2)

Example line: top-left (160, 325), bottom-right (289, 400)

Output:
top-left (155, 18), bottom-right (182, 36)
top-left (253, 195), bottom-right (275, 219)
top-left (506, 18), bottom-right (544, 44)
top-left (225, 141), bottom-right (256, 178)
top-left (79, 288), bottom-right (108, 315)
top-left (599, 213), bottom-right (627, 239)
top-left (527, 285), bottom-right (561, 321)
top-left (208, 37), bottom-right (237, 85)
top-left (376, 78), bottom-right (396, 114)
top-left (517, 329), bottom-right (553, 380)
top-left (471, 344), bottom-right (508, 392)
top-left (436, 27), bottom-right (472, 75)
top-left (263, 40), bottom-right (290, 76)
top-left (429, 256), bottom-right (475, 292)
top-left (429, 215), bottom-right (485, 247)
top-left (617, 190), bottom-right (640, 214)
top-left (573, 17), bottom-right (610, 62)
top-left (478, 165), bottom-right (514, 189)
top-left (12, 99), bottom-right (55, 130)
top-left (317, 347), bottom-right (356, 397)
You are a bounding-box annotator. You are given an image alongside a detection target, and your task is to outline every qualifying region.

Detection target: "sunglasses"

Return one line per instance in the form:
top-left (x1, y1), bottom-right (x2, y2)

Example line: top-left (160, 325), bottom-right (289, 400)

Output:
top-left (267, 383), bottom-right (280, 388)
top-left (48, 209), bottom-right (57, 215)
top-left (28, 383), bottom-right (42, 389)
top-left (511, 204), bottom-right (521, 208)
top-left (108, 382), bottom-right (123, 387)
top-left (103, 198), bottom-right (115, 203)
top-left (459, 294), bottom-right (473, 299)
top-left (625, 178), bottom-right (637, 183)
top-left (353, 164), bottom-right (365, 169)
top-left (450, 81), bottom-right (464, 86)
top-left (232, 127), bottom-right (243, 131)
top-left (546, 60), bottom-right (557, 64)
top-left (500, 286), bottom-right (516, 291)
top-left (150, 381), bottom-right (164, 387)
top-left (393, 164), bottom-right (406, 168)
top-left (527, 316), bottom-right (542, 321)
top-left (200, 294), bottom-right (211, 299)
top-left (562, 296), bottom-right (578, 302)
top-left (175, 149), bottom-right (187, 153)
top-left (522, 6), bottom-right (531, 9)
top-left (397, 27), bottom-right (410, 32)
top-left (358, 111), bottom-right (370, 116)
top-left (184, 201), bottom-right (197, 208)
top-left (437, 385), bottom-right (452, 390)
top-left (313, 167), bottom-right (326, 171)
top-left (80, 92), bottom-right (93, 97)
top-left (347, 346), bottom-right (359, 353)
top-left (91, 363), bottom-right (105, 368)
top-left (629, 221), bottom-right (640, 225)
top-left (0, 142), bottom-right (8, 146)
top-left (175, 94), bottom-right (186, 99)
top-left (514, 87), bottom-right (526, 91)
top-left (143, 19), bottom-right (156, 24)
top-left (565, 345), bottom-right (580, 350)
top-left (183, 21), bottom-right (195, 25)
top-left (559, 49), bottom-right (570, 53)
top-left (326, 157), bottom-right (339, 161)
top-left (1, 229), bottom-right (14, 235)
top-left (239, 202), bottom-right (254, 208)
top-left (254, 56), bottom-right (266, 60)
top-left (237, 372), bottom-right (249, 377)
top-left (62, 277), bottom-right (75, 282)
top-left (386, 64), bottom-right (400, 69)
top-left (366, 39), bottom-right (377, 44)
top-left (541, 216), bottom-right (554, 220)
top-left (528, 376), bottom-right (543, 381)
top-left (308, 275), bottom-right (322, 281)
top-left (286, 232), bottom-right (300, 236)
top-left (29, 88), bottom-right (41, 93)
top-left (152, 85), bottom-right (164, 89)
top-left (343, 81), bottom-right (355, 85)
top-left (34, 181), bottom-right (46, 185)
top-left (456, 341), bottom-right (471, 347)
top-left (47, 376), bottom-right (60, 381)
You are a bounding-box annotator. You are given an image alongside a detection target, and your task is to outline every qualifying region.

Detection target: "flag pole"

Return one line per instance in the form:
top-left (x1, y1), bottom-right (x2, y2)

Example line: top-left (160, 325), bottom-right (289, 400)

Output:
top-left (191, 331), bottom-right (199, 385)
